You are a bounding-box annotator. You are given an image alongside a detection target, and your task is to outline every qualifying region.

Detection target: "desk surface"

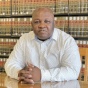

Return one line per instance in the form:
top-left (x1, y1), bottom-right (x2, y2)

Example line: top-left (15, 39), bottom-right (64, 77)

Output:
top-left (0, 73), bottom-right (88, 88)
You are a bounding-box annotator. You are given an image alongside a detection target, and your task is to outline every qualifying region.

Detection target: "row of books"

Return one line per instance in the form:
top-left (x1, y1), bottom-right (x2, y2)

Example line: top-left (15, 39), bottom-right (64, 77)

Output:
top-left (0, 18), bottom-right (11, 36)
top-left (12, 0), bottom-right (56, 15)
top-left (55, 17), bottom-right (68, 32)
top-left (55, 16), bottom-right (88, 37)
top-left (0, 0), bottom-right (11, 15)
top-left (12, 18), bottom-right (32, 36)
top-left (56, 0), bottom-right (68, 14)
top-left (0, 38), bottom-right (17, 46)
top-left (70, 31), bottom-right (88, 38)
top-left (56, 0), bottom-right (80, 14)
top-left (81, 0), bottom-right (88, 13)
top-left (0, 16), bottom-right (88, 36)
top-left (0, 38), bottom-right (18, 56)
top-left (68, 0), bottom-right (88, 13)
top-left (68, 0), bottom-right (80, 13)
top-left (0, 18), bottom-right (32, 36)
top-left (76, 40), bottom-right (88, 48)
top-left (0, 58), bottom-right (7, 72)
top-left (0, 0), bottom-right (88, 15)
top-left (11, 0), bottom-right (88, 15)
top-left (0, 0), bottom-right (56, 15)
top-left (69, 16), bottom-right (88, 37)
top-left (0, 47), bottom-right (12, 56)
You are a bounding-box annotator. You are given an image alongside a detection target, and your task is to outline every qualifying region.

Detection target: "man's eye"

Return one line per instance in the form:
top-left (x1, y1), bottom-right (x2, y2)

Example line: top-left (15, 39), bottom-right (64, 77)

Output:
top-left (34, 21), bottom-right (40, 24)
top-left (45, 20), bottom-right (51, 23)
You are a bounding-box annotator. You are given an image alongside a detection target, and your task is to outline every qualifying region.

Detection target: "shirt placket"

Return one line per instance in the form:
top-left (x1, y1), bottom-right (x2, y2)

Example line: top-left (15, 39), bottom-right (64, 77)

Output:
top-left (39, 42), bottom-right (47, 69)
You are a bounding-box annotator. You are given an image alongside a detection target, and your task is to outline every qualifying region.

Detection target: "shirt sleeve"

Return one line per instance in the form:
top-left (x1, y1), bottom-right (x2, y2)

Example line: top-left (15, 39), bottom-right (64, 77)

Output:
top-left (4, 36), bottom-right (26, 79)
top-left (41, 37), bottom-right (81, 82)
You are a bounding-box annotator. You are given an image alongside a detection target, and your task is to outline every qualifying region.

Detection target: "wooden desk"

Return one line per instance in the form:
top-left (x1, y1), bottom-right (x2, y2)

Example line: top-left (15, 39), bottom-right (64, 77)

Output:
top-left (0, 73), bottom-right (88, 88)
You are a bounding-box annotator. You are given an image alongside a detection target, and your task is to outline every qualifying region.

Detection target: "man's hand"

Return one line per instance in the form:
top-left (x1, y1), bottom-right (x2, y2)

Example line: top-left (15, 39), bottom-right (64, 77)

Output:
top-left (18, 64), bottom-right (41, 84)
top-left (28, 64), bottom-right (41, 82)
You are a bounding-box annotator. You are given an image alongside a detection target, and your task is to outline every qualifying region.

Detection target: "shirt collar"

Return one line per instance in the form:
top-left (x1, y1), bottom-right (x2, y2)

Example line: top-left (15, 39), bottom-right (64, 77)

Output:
top-left (51, 28), bottom-right (58, 41)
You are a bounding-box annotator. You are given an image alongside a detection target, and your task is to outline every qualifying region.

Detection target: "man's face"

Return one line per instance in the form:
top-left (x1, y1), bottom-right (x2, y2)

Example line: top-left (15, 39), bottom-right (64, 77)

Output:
top-left (32, 10), bottom-right (54, 40)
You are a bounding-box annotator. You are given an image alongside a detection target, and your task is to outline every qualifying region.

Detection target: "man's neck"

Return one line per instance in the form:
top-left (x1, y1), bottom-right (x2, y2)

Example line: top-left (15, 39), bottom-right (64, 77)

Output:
top-left (38, 38), bottom-right (50, 41)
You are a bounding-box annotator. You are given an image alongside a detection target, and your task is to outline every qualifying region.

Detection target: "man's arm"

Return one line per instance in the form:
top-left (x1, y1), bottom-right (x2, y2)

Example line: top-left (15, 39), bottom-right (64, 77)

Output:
top-left (4, 35), bottom-right (26, 79)
top-left (40, 38), bottom-right (81, 82)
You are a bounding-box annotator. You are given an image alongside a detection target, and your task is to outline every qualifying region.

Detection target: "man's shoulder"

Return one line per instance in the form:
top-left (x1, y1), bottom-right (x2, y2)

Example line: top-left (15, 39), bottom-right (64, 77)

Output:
top-left (54, 28), bottom-right (70, 37)
top-left (54, 28), bottom-right (76, 48)
top-left (54, 28), bottom-right (74, 41)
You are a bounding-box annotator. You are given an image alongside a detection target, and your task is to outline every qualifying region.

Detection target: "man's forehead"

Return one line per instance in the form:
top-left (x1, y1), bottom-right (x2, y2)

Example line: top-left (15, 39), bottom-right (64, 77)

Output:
top-left (32, 8), bottom-right (54, 18)
top-left (32, 13), bottom-right (54, 21)
top-left (33, 8), bottom-right (53, 13)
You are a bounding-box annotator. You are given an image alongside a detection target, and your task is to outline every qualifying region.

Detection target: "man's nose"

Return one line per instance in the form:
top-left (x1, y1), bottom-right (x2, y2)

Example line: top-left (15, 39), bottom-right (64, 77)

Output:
top-left (38, 22), bottom-right (46, 28)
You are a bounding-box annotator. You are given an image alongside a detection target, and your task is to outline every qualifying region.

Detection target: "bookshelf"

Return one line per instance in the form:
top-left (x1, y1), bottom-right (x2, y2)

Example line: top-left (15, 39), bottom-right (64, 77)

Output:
top-left (0, 0), bottom-right (88, 81)
top-left (78, 47), bottom-right (88, 81)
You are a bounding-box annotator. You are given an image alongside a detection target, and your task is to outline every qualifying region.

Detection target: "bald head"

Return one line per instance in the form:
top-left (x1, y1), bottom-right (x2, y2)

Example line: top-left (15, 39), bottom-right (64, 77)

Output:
top-left (32, 7), bottom-right (54, 20)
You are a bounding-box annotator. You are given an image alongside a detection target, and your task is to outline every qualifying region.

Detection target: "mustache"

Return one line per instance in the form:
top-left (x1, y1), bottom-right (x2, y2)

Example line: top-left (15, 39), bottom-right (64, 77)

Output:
top-left (39, 28), bottom-right (46, 32)
top-left (39, 29), bottom-right (46, 32)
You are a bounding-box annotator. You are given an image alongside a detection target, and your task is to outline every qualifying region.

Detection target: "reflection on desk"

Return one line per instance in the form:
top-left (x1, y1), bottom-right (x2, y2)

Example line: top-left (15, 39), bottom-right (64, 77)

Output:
top-left (4, 76), bottom-right (80, 88)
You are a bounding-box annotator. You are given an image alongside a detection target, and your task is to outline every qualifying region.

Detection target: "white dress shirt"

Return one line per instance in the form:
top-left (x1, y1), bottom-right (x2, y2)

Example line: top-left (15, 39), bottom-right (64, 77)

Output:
top-left (5, 28), bottom-right (81, 82)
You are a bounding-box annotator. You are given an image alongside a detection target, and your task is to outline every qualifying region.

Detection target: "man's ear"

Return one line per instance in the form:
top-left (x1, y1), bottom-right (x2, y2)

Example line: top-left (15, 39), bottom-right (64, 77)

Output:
top-left (31, 21), bottom-right (32, 25)
top-left (54, 20), bottom-right (55, 25)
top-left (31, 21), bottom-right (33, 26)
top-left (31, 21), bottom-right (33, 31)
top-left (30, 18), bottom-right (33, 26)
top-left (54, 20), bottom-right (56, 27)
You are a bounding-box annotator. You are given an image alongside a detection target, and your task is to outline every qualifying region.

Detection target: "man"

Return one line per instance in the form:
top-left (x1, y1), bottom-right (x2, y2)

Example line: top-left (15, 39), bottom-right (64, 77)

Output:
top-left (5, 7), bottom-right (81, 84)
